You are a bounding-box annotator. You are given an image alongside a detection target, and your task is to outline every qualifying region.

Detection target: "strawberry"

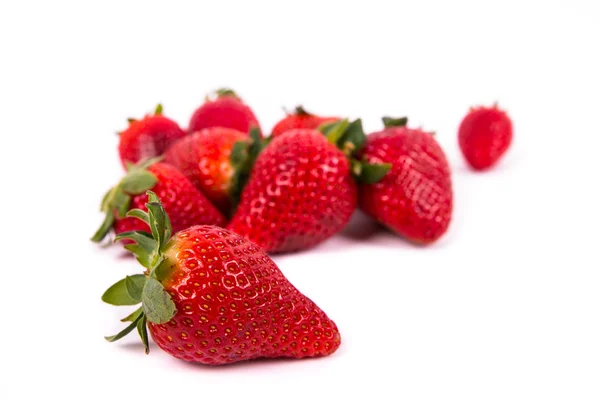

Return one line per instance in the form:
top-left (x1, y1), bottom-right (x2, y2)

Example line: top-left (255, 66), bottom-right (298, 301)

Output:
top-left (358, 117), bottom-right (453, 244)
top-left (458, 105), bottom-right (513, 170)
top-left (188, 88), bottom-right (261, 136)
top-left (103, 191), bottom-right (341, 365)
top-left (227, 120), bottom-right (390, 254)
top-left (91, 159), bottom-right (225, 243)
top-left (163, 127), bottom-right (265, 217)
top-left (271, 106), bottom-right (339, 138)
top-left (118, 104), bottom-right (186, 169)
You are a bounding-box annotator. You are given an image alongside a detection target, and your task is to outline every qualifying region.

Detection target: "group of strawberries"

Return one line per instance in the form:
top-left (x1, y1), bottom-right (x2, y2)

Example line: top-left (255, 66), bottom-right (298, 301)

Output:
top-left (93, 89), bottom-right (513, 365)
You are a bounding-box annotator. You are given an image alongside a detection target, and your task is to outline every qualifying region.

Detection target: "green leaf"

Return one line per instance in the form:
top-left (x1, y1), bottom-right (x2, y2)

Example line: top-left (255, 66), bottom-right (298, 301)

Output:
top-left (382, 116), bottom-right (408, 128)
top-left (126, 275), bottom-right (145, 302)
top-left (356, 162), bottom-right (392, 184)
top-left (318, 120), bottom-right (339, 135)
top-left (100, 188), bottom-right (113, 212)
top-left (125, 209), bottom-right (150, 225)
top-left (120, 170), bottom-right (158, 195)
top-left (145, 193), bottom-right (170, 249)
top-left (294, 105), bottom-right (310, 116)
top-left (105, 312), bottom-right (144, 342)
top-left (215, 88), bottom-right (237, 98)
top-left (137, 315), bottom-right (150, 354)
top-left (322, 119), bottom-right (349, 145)
top-left (146, 204), bottom-right (166, 248)
top-left (230, 141), bottom-right (248, 166)
top-left (249, 127), bottom-right (261, 150)
top-left (115, 231), bottom-right (156, 268)
top-left (339, 119), bottom-right (366, 156)
top-left (90, 212), bottom-right (115, 243)
top-left (142, 278), bottom-right (177, 324)
top-left (137, 156), bottom-right (163, 170)
top-left (154, 104), bottom-right (163, 115)
top-left (327, 120), bottom-right (349, 145)
top-left (110, 189), bottom-right (131, 218)
top-left (120, 306), bottom-right (143, 322)
top-left (102, 274), bottom-right (146, 306)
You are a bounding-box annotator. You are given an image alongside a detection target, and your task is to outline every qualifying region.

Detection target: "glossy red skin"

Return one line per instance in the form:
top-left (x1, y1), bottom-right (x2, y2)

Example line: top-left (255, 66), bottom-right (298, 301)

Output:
top-left (188, 96), bottom-right (261, 136)
top-left (271, 114), bottom-right (339, 138)
top-left (458, 106), bottom-right (513, 170)
top-left (118, 115), bottom-right (186, 169)
top-left (164, 127), bottom-right (248, 215)
top-left (149, 225), bottom-right (341, 365)
top-left (359, 128), bottom-right (453, 244)
top-left (228, 129), bottom-right (357, 254)
top-left (114, 163), bottom-right (226, 236)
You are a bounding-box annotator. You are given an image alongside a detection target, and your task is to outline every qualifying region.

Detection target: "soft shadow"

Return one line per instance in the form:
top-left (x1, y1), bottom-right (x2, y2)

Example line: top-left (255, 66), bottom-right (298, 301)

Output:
top-left (339, 210), bottom-right (383, 240)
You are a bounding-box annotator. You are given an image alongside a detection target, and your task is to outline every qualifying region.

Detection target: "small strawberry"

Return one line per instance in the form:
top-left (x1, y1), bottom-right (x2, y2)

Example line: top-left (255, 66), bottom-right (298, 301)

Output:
top-left (163, 127), bottom-right (266, 217)
top-left (458, 105), bottom-right (513, 170)
top-left (91, 159), bottom-right (225, 243)
top-left (118, 104), bottom-right (186, 169)
top-left (271, 106), bottom-right (339, 138)
top-left (358, 117), bottom-right (453, 244)
top-left (103, 191), bottom-right (341, 365)
top-left (188, 88), bottom-right (261, 136)
top-left (227, 120), bottom-right (390, 254)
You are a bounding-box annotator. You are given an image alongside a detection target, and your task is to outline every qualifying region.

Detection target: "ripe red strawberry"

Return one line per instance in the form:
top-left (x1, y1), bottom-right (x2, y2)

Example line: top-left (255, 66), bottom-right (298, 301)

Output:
top-left (91, 159), bottom-right (226, 243)
top-left (163, 127), bottom-right (252, 216)
top-left (103, 191), bottom-right (341, 365)
top-left (271, 106), bottom-right (339, 138)
top-left (358, 117), bottom-right (453, 244)
top-left (227, 120), bottom-right (390, 254)
top-left (458, 105), bottom-right (513, 170)
top-left (118, 104), bottom-right (186, 169)
top-left (188, 88), bottom-right (261, 136)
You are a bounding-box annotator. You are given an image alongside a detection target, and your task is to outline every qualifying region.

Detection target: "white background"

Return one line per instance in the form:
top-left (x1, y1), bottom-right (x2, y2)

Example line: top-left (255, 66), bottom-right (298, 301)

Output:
top-left (1, 1), bottom-right (599, 399)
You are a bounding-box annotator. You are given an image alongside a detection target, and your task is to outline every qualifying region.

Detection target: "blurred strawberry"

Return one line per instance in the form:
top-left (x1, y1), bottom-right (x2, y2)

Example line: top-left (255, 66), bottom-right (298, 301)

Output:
top-left (118, 104), bottom-right (186, 169)
top-left (271, 106), bottom-right (339, 138)
top-left (188, 88), bottom-right (261, 136)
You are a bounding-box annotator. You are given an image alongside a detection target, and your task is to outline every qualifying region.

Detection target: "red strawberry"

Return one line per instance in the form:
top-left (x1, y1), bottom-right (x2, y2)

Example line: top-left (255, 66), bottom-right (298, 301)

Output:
top-left (103, 191), bottom-right (341, 365)
top-left (358, 117), bottom-right (453, 244)
top-left (118, 104), bottom-right (186, 169)
top-left (227, 120), bottom-right (389, 254)
top-left (271, 106), bottom-right (339, 138)
top-left (188, 88), bottom-right (261, 136)
top-left (458, 105), bottom-right (513, 170)
top-left (163, 127), bottom-right (256, 216)
top-left (91, 159), bottom-right (226, 244)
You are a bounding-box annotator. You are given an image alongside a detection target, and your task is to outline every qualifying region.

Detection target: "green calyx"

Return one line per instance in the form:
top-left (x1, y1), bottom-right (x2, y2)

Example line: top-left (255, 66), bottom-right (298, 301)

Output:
top-left (229, 127), bottom-right (271, 213)
top-left (90, 157), bottom-right (161, 243)
top-left (351, 159), bottom-right (392, 184)
top-left (102, 191), bottom-right (178, 354)
top-left (120, 105), bottom-right (163, 134)
top-left (215, 87), bottom-right (239, 99)
top-left (294, 105), bottom-right (310, 116)
top-left (318, 118), bottom-right (391, 184)
top-left (382, 116), bottom-right (408, 128)
top-left (319, 118), bottom-right (365, 157)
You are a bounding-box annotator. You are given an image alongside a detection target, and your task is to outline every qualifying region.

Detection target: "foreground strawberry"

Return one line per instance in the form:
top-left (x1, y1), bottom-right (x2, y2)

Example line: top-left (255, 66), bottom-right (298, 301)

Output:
top-left (103, 191), bottom-right (341, 365)
top-left (358, 117), bottom-right (453, 244)
top-left (271, 106), bottom-right (339, 138)
top-left (188, 88), bottom-right (261, 136)
top-left (164, 127), bottom-right (265, 216)
top-left (228, 120), bottom-right (390, 253)
top-left (118, 104), bottom-right (186, 169)
top-left (91, 159), bottom-right (225, 243)
top-left (458, 105), bottom-right (513, 170)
